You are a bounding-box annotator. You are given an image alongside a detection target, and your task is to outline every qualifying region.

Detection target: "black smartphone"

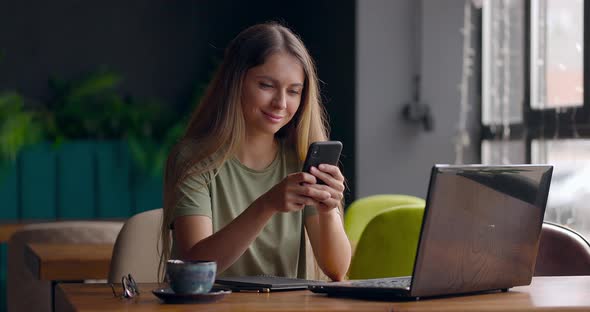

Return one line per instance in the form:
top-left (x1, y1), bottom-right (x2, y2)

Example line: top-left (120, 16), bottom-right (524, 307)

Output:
top-left (302, 141), bottom-right (343, 184)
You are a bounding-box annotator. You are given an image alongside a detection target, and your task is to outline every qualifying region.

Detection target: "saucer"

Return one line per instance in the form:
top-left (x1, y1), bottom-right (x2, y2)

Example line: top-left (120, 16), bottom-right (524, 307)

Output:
top-left (152, 287), bottom-right (231, 304)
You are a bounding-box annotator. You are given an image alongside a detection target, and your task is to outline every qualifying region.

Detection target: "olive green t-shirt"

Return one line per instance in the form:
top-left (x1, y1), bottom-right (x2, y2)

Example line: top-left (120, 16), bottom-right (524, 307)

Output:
top-left (173, 143), bottom-right (316, 278)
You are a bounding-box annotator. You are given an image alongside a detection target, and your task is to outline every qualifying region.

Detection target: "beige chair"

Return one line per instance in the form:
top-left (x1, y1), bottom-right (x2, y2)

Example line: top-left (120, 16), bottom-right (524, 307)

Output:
top-left (7, 221), bottom-right (123, 312)
top-left (534, 222), bottom-right (590, 276)
top-left (108, 208), bottom-right (163, 283)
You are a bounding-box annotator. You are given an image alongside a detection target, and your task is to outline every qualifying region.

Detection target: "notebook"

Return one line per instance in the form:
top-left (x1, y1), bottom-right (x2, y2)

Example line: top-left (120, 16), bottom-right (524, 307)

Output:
top-left (215, 275), bottom-right (320, 292)
top-left (309, 164), bottom-right (553, 300)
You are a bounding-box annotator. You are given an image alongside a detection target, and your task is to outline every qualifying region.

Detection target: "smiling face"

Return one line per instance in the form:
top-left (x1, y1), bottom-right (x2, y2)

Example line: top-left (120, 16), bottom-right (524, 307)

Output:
top-left (241, 51), bottom-right (305, 138)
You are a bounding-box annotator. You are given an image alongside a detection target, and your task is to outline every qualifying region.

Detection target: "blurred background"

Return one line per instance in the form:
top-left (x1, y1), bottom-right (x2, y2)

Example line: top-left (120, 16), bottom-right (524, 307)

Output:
top-left (1, 0), bottom-right (589, 310)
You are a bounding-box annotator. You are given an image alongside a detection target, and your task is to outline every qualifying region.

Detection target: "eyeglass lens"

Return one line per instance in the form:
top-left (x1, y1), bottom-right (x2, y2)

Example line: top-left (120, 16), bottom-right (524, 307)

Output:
top-left (110, 274), bottom-right (139, 298)
top-left (122, 274), bottom-right (139, 298)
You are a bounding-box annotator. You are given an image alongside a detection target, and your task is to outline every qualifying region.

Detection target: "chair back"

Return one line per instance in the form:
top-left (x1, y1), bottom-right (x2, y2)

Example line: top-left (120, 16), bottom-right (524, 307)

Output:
top-left (534, 222), bottom-right (590, 276)
top-left (108, 208), bottom-right (163, 283)
top-left (7, 221), bottom-right (123, 312)
top-left (348, 203), bottom-right (424, 279)
top-left (344, 194), bottom-right (425, 248)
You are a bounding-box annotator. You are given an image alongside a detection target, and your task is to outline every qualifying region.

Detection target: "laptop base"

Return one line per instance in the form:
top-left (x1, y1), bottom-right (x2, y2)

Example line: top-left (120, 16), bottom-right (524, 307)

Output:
top-left (309, 285), bottom-right (510, 301)
top-left (308, 285), bottom-right (415, 301)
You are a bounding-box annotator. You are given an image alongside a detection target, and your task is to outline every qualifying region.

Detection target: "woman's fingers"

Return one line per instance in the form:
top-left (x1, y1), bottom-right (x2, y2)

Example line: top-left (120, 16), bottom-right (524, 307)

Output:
top-left (318, 164), bottom-right (344, 181)
top-left (320, 198), bottom-right (341, 210)
top-left (289, 172), bottom-right (317, 185)
top-left (291, 194), bottom-right (323, 208)
top-left (310, 165), bottom-right (345, 193)
top-left (308, 184), bottom-right (343, 202)
top-left (309, 166), bottom-right (345, 202)
top-left (277, 169), bottom-right (345, 212)
top-left (294, 183), bottom-right (331, 201)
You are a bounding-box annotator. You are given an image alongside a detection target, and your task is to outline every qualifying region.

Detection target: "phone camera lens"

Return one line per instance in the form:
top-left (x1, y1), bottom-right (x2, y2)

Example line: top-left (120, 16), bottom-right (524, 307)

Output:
top-left (312, 149), bottom-right (319, 157)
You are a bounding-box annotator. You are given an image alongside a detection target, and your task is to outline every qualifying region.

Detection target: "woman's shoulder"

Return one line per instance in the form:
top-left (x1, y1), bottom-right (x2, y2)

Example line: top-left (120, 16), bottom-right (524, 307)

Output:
top-left (171, 139), bottom-right (219, 177)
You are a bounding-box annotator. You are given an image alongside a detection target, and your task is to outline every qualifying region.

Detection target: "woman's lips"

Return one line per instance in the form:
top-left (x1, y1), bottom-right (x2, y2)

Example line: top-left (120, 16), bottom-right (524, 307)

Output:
top-left (263, 111), bottom-right (284, 123)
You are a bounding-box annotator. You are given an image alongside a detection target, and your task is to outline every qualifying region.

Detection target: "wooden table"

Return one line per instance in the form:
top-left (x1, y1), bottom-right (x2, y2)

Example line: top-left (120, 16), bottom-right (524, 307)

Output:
top-left (55, 276), bottom-right (590, 311)
top-left (25, 243), bottom-right (114, 281)
top-left (0, 223), bottom-right (25, 243)
top-left (1, 219), bottom-right (124, 243)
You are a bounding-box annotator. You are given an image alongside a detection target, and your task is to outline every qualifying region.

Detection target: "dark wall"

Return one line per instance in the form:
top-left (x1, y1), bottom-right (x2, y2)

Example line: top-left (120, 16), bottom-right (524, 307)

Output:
top-left (0, 0), bottom-right (356, 201)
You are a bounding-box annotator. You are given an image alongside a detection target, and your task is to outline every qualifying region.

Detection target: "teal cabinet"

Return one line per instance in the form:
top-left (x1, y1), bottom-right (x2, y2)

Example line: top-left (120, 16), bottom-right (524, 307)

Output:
top-left (0, 140), bottom-right (162, 220)
top-left (0, 140), bottom-right (163, 312)
top-left (95, 141), bottom-right (133, 218)
top-left (57, 141), bottom-right (95, 219)
top-left (0, 164), bottom-right (17, 220)
top-left (133, 173), bottom-right (164, 213)
top-left (20, 143), bottom-right (58, 219)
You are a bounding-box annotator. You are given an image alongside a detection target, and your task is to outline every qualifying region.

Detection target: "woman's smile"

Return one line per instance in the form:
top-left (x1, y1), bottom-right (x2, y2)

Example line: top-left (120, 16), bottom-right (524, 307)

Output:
top-left (262, 110), bottom-right (284, 123)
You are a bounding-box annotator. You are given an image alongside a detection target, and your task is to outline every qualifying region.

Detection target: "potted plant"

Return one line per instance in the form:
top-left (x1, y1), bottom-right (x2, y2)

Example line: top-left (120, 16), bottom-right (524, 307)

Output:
top-left (1, 67), bottom-right (194, 219)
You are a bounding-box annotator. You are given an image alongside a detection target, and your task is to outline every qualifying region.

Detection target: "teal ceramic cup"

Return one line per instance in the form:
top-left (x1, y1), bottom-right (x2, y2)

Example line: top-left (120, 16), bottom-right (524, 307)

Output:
top-left (166, 260), bottom-right (217, 294)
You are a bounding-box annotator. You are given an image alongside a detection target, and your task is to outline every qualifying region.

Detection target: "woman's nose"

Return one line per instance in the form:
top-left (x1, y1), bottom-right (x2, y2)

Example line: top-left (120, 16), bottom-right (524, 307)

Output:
top-left (272, 90), bottom-right (287, 109)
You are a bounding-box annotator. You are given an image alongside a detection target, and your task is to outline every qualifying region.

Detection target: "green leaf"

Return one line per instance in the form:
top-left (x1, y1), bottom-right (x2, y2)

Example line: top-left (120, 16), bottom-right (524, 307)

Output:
top-left (0, 92), bottom-right (24, 116)
top-left (127, 135), bottom-right (150, 172)
top-left (0, 97), bottom-right (42, 164)
top-left (66, 71), bottom-right (121, 101)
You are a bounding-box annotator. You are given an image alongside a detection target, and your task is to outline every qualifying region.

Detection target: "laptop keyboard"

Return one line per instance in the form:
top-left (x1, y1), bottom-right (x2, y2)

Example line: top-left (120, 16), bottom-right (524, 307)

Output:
top-left (346, 276), bottom-right (412, 289)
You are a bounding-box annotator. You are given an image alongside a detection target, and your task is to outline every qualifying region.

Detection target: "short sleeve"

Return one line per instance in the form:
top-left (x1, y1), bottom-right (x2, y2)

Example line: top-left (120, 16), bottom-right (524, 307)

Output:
top-left (174, 171), bottom-right (213, 219)
top-left (303, 205), bottom-right (318, 218)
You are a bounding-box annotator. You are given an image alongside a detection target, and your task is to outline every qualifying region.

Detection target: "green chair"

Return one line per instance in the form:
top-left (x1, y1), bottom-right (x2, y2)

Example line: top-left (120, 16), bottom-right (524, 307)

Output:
top-left (344, 194), bottom-right (425, 248)
top-left (348, 203), bottom-right (424, 279)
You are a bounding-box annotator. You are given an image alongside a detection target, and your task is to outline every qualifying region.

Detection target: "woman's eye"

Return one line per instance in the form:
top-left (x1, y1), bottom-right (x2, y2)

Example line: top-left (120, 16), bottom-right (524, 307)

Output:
top-left (259, 82), bottom-right (273, 89)
top-left (288, 90), bottom-right (301, 95)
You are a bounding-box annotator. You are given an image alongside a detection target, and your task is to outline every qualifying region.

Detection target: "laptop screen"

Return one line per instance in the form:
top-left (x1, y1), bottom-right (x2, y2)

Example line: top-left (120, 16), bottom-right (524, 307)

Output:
top-left (410, 165), bottom-right (553, 297)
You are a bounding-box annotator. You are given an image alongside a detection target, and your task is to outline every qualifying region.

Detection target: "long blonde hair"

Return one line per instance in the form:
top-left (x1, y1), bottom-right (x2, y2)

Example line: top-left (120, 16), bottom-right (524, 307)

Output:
top-left (158, 22), bottom-right (330, 281)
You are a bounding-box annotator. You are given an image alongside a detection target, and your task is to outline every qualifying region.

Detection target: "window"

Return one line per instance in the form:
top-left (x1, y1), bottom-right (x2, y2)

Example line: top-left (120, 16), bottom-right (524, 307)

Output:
top-left (531, 0), bottom-right (584, 109)
top-left (482, 0), bottom-right (590, 237)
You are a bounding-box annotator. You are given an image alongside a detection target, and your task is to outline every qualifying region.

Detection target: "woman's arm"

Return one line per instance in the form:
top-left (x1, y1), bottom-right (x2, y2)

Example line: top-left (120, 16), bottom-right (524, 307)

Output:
top-left (305, 164), bottom-right (352, 281)
top-left (305, 210), bottom-right (351, 281)
top-left (174, 172), bottom-right (330, 274)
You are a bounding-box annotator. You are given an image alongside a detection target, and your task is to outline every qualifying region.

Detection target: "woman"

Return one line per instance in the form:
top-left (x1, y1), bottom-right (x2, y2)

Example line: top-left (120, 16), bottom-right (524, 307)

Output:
top-left (160, 22), bottom-right (351, 281)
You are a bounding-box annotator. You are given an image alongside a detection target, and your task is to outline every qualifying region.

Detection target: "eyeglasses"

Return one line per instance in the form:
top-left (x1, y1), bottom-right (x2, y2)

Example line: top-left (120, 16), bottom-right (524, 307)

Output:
top-left (110, 274), bottom-right (139, 299)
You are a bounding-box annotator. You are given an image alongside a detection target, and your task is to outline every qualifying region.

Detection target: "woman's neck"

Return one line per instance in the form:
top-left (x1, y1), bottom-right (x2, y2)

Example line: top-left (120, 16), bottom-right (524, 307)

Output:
top-left (236, 134), bottom-right (279, 170)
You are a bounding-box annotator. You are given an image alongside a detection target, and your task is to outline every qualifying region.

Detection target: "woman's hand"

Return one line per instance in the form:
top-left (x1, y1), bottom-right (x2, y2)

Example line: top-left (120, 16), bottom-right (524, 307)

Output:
top-left (259, 172), bottom-right (331, 213)
top-left (309, 164), bottom-right (345, 213)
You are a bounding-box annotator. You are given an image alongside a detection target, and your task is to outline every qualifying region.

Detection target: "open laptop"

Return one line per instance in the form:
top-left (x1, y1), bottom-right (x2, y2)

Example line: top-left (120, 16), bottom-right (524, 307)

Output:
top-left (309, 164), bottom-right (553, 300)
